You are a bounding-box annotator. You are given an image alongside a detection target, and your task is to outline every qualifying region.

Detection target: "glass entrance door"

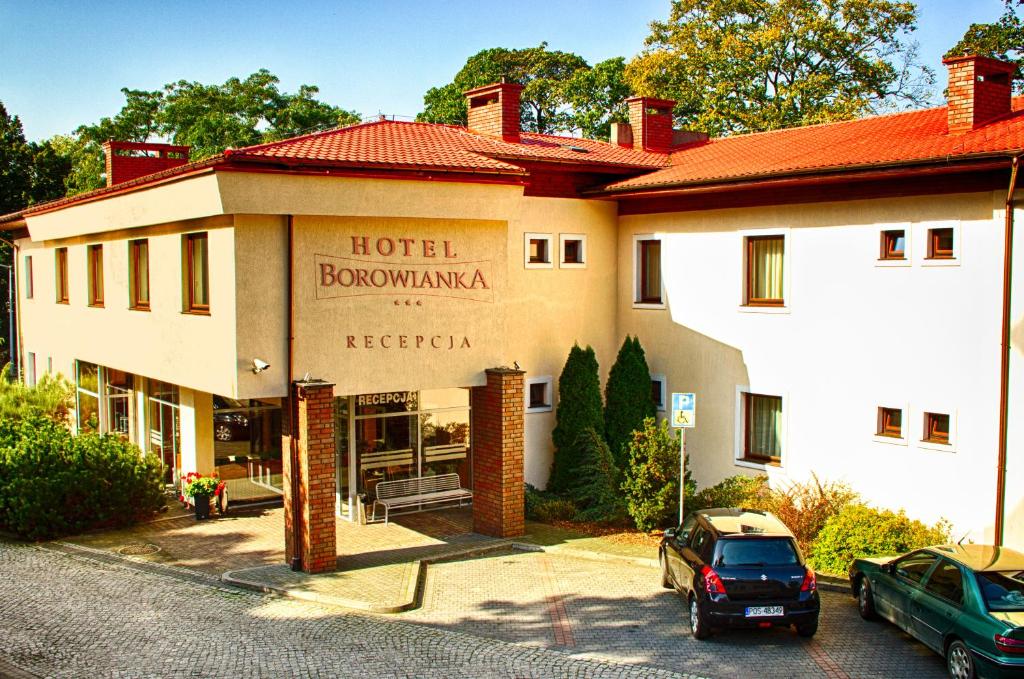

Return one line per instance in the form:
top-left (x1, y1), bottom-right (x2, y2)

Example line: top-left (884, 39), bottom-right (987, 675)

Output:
top-left (148, 380), bottom-right (180, 485)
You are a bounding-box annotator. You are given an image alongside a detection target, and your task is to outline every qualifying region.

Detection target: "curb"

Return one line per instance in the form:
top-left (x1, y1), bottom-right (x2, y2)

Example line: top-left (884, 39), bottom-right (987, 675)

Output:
top-left (814, 573), bottom-right (849, 594)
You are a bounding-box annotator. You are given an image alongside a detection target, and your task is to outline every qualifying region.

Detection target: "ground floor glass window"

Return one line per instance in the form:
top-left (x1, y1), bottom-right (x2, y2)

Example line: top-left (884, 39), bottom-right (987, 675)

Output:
top-left (213, 397), bottom-right (282, 501)
top-left (148, 380), bottom-right (180, 484)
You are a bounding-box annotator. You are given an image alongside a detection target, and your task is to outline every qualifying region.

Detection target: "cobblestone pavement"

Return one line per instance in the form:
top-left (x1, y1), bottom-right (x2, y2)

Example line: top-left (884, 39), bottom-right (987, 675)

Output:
top-left (0, 540), bottom-right (696, 679)
top-left (403, 549), bottom-right (949, 679)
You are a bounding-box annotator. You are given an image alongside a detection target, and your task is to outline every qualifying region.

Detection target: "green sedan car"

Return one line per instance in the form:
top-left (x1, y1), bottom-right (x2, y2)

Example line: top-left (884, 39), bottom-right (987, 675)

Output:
top-left (849, 544), bottom-right (1024, 679)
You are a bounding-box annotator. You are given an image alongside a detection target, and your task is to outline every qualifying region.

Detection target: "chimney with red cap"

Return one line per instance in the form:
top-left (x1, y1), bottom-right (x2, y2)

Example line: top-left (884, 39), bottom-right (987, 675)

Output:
top-left (102, 141), bottom-right (191, 187)
top-left (943, 55), bottom-right (1016, 134)
top-left (464, 82), bottom-right (523, 143)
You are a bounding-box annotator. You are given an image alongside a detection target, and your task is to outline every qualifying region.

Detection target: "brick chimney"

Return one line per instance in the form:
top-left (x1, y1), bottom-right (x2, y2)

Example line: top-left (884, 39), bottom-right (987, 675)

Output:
top-left (464, 82), bottom-right (523, 143)
top-left (102, 141), bottom-right (190, 187)
top-left (626, 96), bottom-right (677, 152)
top-left (943, 55), bottom-right (1016, 134)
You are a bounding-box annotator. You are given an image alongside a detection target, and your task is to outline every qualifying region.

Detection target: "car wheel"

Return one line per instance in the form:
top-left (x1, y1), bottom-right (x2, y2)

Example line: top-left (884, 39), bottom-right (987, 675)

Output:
top-left (689, 595), bottom-right (711, 640)
top-left (660, 554), bottom-right (673, 589)
top-left (796, 617), bottom-right (818, 638)
top-left (214, 424), bottom-right (233, 442)
top-left (946, 640), bottom-right (976, 679)
top-left (858, 577), bottom-right (878, 620)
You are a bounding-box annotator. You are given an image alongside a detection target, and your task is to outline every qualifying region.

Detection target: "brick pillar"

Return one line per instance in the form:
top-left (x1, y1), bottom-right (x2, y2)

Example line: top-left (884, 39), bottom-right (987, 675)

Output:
top-left (471, 368), bottom-right (525, 538)
top-left (282, 380), bottom-right (337, 574)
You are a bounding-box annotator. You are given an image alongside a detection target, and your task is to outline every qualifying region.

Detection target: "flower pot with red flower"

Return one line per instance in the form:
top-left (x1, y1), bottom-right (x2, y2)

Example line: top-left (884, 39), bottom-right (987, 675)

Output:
top-left (182, 472), bottom-right (223, 520)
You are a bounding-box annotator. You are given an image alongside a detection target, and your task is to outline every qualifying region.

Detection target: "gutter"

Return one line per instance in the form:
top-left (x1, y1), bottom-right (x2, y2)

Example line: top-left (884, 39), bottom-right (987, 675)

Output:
top-left (996, 155), bottom-right (1022, 546)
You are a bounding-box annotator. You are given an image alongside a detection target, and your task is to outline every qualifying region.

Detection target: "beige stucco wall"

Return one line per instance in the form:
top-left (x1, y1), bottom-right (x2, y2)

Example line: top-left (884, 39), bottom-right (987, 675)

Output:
top-left (1003, 199), bottom-right (1024, 552)
top-left (619, 191), bottom-right (1006, 540)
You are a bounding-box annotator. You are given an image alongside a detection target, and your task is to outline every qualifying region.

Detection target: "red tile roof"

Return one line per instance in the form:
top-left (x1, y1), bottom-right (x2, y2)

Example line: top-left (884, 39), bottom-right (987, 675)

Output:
top-left (601, 99), bottom-right (1024, 193)
top-left (227, 119), bottom-right (670, 171)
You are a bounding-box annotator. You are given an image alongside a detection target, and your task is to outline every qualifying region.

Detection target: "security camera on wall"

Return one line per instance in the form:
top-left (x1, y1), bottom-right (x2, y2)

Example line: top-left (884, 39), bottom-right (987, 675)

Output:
top-left (252, 358), bottom-right (270, 374)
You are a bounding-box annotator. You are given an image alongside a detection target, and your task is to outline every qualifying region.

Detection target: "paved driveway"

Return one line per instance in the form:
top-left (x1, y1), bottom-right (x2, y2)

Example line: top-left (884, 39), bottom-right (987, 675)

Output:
top-left (403, 549), bottom-right (948, 679)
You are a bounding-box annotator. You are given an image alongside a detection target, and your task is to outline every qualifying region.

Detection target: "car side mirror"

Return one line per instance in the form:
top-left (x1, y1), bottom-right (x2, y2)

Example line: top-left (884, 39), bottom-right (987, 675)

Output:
top-left (664, 528), bottom-right (677, 539)
top-left (882, 562), bottom-right (895, 575)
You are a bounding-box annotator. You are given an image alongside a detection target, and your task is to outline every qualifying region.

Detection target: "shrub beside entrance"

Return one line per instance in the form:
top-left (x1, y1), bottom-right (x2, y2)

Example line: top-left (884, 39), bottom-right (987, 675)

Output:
top-left (0, 416), bottom-right (165, 540)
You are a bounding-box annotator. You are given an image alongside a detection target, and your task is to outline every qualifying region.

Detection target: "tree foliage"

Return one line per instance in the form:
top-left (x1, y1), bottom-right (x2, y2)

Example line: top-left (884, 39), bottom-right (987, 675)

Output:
top-left (549, 343), bottom-right (604, 493)
top-left (625, 0), bottom-right (934, 136)
top-left (566, 427), bottom-right (627, 523)
top-left (947, 0), bottom-right (1024, 93)
top-left (55, 71), bottom-right (360, 195)
top-left (417, 44), bottom-right (630, 139)
top-left (604, 336), bottom-right (656, 469)
top-left (0, 364), bottom-right (74, 424)
top-left (622, 417), bottom-right (693, 531)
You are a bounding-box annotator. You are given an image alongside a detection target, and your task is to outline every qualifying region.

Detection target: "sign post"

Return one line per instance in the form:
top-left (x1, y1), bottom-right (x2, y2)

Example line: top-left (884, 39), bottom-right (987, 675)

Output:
top-left (670, 392), bottom-right (696, 526)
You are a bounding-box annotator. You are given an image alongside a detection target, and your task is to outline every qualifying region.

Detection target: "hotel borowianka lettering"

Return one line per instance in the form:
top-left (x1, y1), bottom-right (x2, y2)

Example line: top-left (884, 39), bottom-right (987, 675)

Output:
top-left (314, 235), bottom-right (493, 304)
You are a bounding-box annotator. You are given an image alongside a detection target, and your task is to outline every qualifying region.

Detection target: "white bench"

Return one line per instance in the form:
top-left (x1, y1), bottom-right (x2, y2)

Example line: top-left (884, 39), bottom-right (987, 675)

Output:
top-left (371, 473), bottom-right (472, 525)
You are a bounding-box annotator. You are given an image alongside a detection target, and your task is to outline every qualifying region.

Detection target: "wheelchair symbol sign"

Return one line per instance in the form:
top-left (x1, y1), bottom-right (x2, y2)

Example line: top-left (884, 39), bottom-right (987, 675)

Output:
top-left (671, 393), bottom-right (696, 428)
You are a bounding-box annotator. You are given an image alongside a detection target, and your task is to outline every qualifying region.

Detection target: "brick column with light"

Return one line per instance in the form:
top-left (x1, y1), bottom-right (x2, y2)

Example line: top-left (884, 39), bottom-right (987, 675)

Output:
top-left (471, 368), bottom-right (525, 537)
top-left (282, 380), bottom-right (337, 574)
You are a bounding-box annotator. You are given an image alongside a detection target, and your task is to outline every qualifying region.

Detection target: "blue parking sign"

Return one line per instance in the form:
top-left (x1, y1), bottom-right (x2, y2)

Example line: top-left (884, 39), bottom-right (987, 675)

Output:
top-left (671, 392), bottom-right (696, 428)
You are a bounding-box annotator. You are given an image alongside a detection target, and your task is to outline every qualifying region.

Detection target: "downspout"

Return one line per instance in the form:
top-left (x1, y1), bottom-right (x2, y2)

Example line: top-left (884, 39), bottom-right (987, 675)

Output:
top-left (996, 154), bottom-right (1022, 546)
top-left (0, 235), bottom-right (20, 380)
top-left (287, 215), bottom-right (302, 571)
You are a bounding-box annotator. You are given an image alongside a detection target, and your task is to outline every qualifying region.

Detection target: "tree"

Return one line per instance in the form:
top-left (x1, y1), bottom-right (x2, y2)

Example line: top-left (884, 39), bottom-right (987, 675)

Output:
top-left (565, 427), bottom-right (626, 523)
top-left (549, 343), bottom-right (604, 493)
top-left (604, 336), bottom-right (656, 469)
top-left (625, 0), bottom-right (934, 136)
top-left (947, 0), bottom-right (1024, 92)
top-left (0, 102), bottom-right (32, 215)
top-left (622, 417), bottom-right (693, 531)
top-left (63, 71), bottom-right (360, 194)
top-left (417, 43), bottom-right (629, 138)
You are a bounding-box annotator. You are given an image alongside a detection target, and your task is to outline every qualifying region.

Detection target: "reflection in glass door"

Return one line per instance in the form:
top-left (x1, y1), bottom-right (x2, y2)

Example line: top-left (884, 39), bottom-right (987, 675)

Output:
top-left (147, 380), bottom-right (180, 485)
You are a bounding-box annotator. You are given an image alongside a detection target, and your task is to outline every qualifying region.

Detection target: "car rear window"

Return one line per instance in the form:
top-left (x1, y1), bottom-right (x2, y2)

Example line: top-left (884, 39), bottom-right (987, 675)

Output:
top-left (977, 571), bottom-right (1024, 612)
top-left (715, 538), bottom-right (799, 567)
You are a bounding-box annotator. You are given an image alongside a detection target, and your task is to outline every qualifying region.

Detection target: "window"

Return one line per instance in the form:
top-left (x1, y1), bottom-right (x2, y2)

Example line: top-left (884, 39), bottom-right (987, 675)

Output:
top-left (525, 376), bottom-right (553, 413)
top-left (24, 256), bottom-right (33, 299)
top-left (895, 551), bottom-right (938, 584)
top-left (924, 560), bottom-right (964, 606)
top-left (924, 412), bottom-right (951, 445)
top-left (877, 407), bottom-right (903, 438)
top-left (927, 227), bottom-right (955, 259)
top-left (105, 369), bottom-right (133, 438)
top-left (880, 229), bottom-right (906, 260)
top-left (75, 361), bottom-right (100, 434)
top-left (130, 239), bottom-right (150, 310)
top-left (55, 247), bottom-right (69, 304)
top-left (559, 234), bottom-right (586, 268)
top-left (745, 235), bottom-right (784, 306)
top-left (634, 236), bottom-right (662, 306)
top-left (651, 374), bottom-right (666, 411)
top-left (184, 232), bottom-right (210, 313)
top-left (524, 233), bottom-right (553, 268)
top-left (743, 392), bottom-right (783, 464)
top-left (25, 352), bottom-right (36, 387)
top-left (88, 244), bottom-right (104, 307)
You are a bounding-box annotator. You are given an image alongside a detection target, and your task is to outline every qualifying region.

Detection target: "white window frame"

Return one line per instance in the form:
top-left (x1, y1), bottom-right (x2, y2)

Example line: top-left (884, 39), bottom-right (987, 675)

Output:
top-left (738, 227), bottom-right (791, 314)
top-left (25, 352), bottom-right (36, 387)
top-left (524, 232), bottom-right (554, 269)
top-left (920, 221), bottom-right (961, 267)
top-left (24, 255), bottom-right (33, 299)
top-left (633, 234), bottom-right (666, 309)
top-left (918, 407), bottom-right (957, 452)
top-left (651, 373), bottom-right (667, 412)
top-left (525, 375), bottom-right (554, 413)
top-left (734, 385), bottom-right (788, 470)
top-left (872, 403), bottom-right (909, 446)
top-left (875, 223), bottom-right (912, 268)
top-left (559, 233), bottom-right (587, 269)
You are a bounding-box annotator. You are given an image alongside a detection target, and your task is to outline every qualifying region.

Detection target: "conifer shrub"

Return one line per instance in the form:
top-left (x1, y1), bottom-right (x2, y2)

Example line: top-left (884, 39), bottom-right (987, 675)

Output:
top-left (566, 427), bottom-right (627, 523)
top-left (0, 364), bottom-right (74, 423)
top-left (622, 417), bottom-right (694, 531)
top-left (549, 343), bottom-right (603, 493)
top-left (810, 504), bottom-right (951, 575)
top-left (0, 416), bottom-right (165, 540)
top-left (604, 336), bottom-right (656, 469)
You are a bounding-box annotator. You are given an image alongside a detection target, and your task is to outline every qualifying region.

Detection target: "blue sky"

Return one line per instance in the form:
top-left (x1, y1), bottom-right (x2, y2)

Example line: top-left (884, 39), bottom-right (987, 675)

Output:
top-left (0, 0), bottom-right (1008, 142)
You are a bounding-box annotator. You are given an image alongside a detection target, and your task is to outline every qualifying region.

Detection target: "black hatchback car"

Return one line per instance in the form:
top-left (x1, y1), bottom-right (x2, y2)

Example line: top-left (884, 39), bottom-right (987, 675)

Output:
top-left (660, 508), bottom-right (820, 638)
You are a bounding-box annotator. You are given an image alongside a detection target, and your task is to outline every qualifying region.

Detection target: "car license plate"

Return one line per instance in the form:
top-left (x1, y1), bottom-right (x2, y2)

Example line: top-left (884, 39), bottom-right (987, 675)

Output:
top-left (745, 606), bottom-right (784, 618)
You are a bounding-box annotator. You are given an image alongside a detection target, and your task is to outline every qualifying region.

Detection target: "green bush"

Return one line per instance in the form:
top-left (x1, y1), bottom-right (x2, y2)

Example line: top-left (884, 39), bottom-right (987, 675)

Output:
top-left (810, 503), bottom-right (951, 575)
top-left (0, 416), bottom-right (165, 540)
top-left (524, 484), bottom-right (577, 522)
top-left (0, 364), bottom-right (74, 423)
top-left (622, 417), bottom-right (693, 531)
top-left (691, 474), bottom-right (769, 512)
top-left (566, 427), bottom-right (626, 523)
top-left (604, 336), bottom-right (656, 469)
top-left (549, 343), bottom-right (604, 494)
